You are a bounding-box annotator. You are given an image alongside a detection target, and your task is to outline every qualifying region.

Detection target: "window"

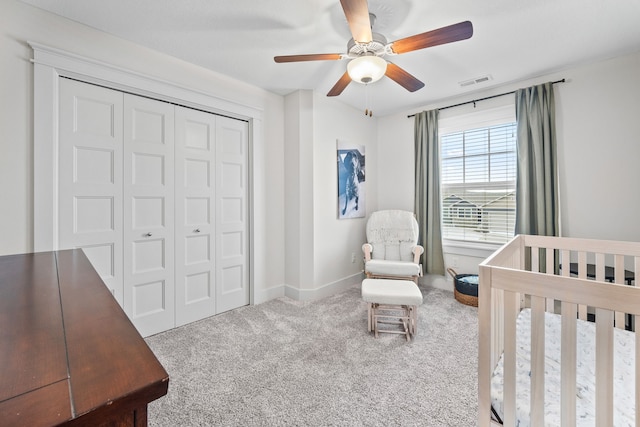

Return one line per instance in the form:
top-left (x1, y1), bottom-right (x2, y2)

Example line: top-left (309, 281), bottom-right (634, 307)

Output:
top-left (440, 121), bottom-right (517, 244)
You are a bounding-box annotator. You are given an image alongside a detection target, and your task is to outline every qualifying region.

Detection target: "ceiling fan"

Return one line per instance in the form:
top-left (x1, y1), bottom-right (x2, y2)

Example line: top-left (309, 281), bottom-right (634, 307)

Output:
top-left (274, 0), bottom-right (473, 97)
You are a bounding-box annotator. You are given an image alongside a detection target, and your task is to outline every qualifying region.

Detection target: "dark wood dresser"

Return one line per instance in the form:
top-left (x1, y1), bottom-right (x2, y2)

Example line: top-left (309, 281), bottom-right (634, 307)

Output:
top-left (0, 249), bottom-right (169, 426)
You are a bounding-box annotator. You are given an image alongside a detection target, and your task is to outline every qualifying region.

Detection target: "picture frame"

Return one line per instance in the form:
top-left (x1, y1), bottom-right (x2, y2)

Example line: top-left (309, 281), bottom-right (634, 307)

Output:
top-left (337, 140), bottom-right (365, 219)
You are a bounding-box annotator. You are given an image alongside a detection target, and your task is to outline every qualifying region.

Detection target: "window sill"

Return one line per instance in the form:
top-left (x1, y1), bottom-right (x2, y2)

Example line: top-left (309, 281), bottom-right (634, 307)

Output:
top-left (442, 239), bottom-right (503, 259)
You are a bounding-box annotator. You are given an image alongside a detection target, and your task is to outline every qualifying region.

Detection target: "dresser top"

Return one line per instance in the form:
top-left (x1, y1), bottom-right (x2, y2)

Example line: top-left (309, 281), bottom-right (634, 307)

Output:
top-left (0, 250), bottom-right (169, 426)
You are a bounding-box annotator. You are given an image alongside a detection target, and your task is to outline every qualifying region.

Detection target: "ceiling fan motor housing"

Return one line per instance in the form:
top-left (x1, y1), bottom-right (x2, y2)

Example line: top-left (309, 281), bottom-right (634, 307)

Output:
top-left (347, 32), bottom-right (388, 57)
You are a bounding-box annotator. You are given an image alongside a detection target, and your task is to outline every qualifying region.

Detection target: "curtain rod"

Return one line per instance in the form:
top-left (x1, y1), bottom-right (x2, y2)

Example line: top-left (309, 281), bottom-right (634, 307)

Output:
top-left (407, 78), bottom-right (565, 118)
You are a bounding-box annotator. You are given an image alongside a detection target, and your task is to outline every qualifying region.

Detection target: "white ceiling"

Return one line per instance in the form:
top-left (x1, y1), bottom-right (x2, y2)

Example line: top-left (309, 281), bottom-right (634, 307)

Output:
top-left (20, 0), bottom-right (640, 116)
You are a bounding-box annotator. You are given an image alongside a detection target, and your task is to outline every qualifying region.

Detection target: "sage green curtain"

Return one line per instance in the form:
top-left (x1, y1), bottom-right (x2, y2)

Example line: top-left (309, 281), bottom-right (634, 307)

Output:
top-left (414, 110), bottom-right (445, 275)
top-left (515, 82), bottom-right (559, 237)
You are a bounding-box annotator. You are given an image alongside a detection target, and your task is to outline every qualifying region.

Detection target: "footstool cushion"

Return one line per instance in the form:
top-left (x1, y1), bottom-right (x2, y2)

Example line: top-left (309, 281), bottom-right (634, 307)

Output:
top-left (361, 278), bottom-right (423, 306)
top-left (361, 278), bottom-right (423, 340)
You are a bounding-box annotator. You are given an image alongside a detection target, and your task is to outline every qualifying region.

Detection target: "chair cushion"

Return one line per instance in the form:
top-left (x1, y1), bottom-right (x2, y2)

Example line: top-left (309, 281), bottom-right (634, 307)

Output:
top-left (371, 242), bottom-right (416, 262)
top-left (365, 259), bottom-right (421, 277)
top-left (366, 210), bottom-right (419, 262)
top-left (361, 278), bottom-right (423, 306)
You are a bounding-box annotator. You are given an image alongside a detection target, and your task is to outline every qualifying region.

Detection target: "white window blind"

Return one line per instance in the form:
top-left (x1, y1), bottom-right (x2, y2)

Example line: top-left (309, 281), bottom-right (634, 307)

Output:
top-left (440, 122), bottom-right (517, 244)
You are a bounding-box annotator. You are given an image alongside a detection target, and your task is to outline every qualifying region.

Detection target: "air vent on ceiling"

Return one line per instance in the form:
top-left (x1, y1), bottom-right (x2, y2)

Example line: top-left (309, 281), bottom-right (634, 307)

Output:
top-left (459, 74), bottom-right (493, 88)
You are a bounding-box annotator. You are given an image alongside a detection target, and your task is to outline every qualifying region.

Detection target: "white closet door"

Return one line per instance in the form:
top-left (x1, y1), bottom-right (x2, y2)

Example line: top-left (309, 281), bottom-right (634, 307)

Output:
top-left (174, 106), bottom-right (216, 326)
top-left (216, 116), bottom-right (250, 313)
top-left (58, 78), bottom-right (124, 304)
top-left (123, 94), bottom-right (175, 337)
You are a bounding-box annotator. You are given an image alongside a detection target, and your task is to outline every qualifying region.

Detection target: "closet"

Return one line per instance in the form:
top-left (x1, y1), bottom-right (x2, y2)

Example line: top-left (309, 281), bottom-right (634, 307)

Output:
top-left (58, 78), bottom-right (249, 337)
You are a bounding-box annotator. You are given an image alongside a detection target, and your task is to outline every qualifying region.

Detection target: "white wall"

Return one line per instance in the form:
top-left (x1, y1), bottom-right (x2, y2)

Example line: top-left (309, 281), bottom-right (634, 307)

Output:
top-left (283, 91), bottom-right (314, 293)
top-left (282, 90), bottom-right (377, 299)
top-left (375, 113), bottom-right (416, 213)
top-left (312, 92), bottom-right (377, 291)
top-left (0, 0), bottom-right (286, 302)
top-left (556, 52), bottom-right (640, 241)
top-left (376, 51), bottom-right (640, 290)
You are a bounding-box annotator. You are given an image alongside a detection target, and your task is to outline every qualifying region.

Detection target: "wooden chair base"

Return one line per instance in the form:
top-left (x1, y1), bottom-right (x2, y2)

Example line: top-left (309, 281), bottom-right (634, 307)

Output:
top-left (367, 303), bottom-right (418, 341)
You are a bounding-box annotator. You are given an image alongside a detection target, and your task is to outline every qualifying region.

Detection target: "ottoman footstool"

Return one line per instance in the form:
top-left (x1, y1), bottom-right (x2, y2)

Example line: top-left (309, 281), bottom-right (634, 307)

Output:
top-left (361, 278), bottom-right (423, 341)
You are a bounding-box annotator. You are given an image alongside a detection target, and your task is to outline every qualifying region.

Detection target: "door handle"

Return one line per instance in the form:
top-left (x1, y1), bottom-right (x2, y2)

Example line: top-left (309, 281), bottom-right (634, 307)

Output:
top-left (144, 232), bottom-right (153, 237)
top-left (194, 228), bottom-right (201, 233)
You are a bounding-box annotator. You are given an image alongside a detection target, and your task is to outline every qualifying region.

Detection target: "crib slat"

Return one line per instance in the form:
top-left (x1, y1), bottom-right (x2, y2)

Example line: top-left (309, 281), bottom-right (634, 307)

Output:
top-left (557, 249), bottom-right (571, 318)
top-left (595, 253), bottom-right (605, 282)
top-left (531, 246), bottom-right (539, 273)
top-left (595, 308), bottom-right (614, 427)
top-left (560, 250), bottom-right (571, 279)
top-left (637, 332), bottom-right (640, 427)
top-left (546, 248), bottom-right (555, 312)
top-left (636, 323), bottom-right (640, 427)
top-left (503, 291), bottom-right (519, 426)
top-left (478, 266), bottom-right (493, 427)
top-left (633, 257), bottom-right (640, 427)
top-left (614, 254), bottom-right (625, 285)
top-left (577, 252), bottom-right (588, 320)
top-left (530, 296), bottom-right (546, 425)
top-left (614, 254), bottom-right (626, 329)
top-left (546, 247), bottom-right (555, 274)
top-left (492, 287), bottom-right (505, 370)
top-left (560, 301), bottom-right (577, 427)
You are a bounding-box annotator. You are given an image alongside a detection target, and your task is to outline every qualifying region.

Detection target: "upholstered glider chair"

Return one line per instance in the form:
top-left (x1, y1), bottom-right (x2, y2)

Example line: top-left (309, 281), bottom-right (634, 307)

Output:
top-left (362, 210), bottom-right (424, 283)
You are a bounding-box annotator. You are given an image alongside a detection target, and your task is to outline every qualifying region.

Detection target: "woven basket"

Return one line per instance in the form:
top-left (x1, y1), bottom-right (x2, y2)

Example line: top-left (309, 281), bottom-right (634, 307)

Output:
top-left (454, 287), bottom-right (478, 307)
top-left (447, 268), bottom-right (479, 307)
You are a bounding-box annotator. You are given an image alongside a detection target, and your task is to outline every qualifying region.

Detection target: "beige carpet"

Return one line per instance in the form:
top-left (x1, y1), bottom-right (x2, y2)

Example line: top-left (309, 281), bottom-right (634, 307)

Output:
top-left (146, 284), bottom-right (478, 426)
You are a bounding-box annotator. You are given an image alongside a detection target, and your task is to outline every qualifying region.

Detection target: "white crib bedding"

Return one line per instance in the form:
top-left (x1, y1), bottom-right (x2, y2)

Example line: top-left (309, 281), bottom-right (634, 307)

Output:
top-left (491, 308), bottom-right (636, 426)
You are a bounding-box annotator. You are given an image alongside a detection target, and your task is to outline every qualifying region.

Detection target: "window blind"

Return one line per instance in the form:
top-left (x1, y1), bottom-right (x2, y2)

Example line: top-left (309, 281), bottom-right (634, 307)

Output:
top-left (440, 122), bottom-right (517, 244)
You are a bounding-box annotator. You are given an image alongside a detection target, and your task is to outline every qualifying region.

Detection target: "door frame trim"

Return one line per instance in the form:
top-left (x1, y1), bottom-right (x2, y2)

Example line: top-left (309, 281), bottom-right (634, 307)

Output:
top-left (31, 42), bottom-right (258, 306)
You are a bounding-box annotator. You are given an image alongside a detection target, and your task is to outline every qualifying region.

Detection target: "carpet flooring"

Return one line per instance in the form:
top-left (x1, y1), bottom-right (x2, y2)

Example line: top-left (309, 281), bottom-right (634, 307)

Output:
top-left (146, 284), bottom-right (479, 426)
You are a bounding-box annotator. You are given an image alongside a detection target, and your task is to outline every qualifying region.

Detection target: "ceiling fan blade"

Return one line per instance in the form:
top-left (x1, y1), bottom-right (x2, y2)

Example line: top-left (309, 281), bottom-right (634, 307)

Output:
top-left (389, 21), bottom-right (473, 54)
top-left (340, 0), bottom-right (372, 43)
top-left (327, 71), bottom-right (352, 97)
top-left (274, 53), bottom-right (343, 63)
top-left (385, 63), bottom-right (425, 92)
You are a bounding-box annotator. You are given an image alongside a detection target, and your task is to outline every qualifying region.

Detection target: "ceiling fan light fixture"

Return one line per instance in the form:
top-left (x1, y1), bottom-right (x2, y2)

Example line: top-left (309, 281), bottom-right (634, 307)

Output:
top-left (347, 55), bottom-right (387, 84)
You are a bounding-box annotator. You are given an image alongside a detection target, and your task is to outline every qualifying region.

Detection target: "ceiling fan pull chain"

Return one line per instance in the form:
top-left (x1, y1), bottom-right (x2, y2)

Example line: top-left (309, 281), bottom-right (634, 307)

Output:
top-left (364, 84), bottom-right (373, 117)
top-left (364, 82), bottom-right (368, 115)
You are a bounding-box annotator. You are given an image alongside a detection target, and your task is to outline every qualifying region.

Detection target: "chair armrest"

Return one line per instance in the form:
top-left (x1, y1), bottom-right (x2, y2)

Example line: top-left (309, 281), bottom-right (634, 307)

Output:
top-left (362, 243), bottom-right (373, 262)
top-left (412, 245), bottom-right (424, 264)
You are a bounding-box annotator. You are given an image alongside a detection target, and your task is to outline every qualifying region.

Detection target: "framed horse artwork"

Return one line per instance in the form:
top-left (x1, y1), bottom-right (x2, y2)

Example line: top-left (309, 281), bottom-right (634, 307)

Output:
top-left (337, 140), bottom-right (365, 219)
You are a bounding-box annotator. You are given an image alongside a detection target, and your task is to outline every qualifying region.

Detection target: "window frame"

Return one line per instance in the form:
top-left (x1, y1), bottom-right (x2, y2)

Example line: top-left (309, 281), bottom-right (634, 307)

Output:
top-left (438, 103), bottom-right (516, 250)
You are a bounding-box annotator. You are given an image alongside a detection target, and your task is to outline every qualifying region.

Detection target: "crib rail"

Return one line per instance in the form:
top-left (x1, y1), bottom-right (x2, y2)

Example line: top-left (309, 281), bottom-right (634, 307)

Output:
top-left (478, 235), bottom-right (640, 427)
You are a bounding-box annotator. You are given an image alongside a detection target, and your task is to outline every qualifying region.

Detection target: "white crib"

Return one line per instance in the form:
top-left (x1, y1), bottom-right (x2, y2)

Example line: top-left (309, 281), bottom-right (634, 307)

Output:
top-left (478, 235), bottom-right (640, 427)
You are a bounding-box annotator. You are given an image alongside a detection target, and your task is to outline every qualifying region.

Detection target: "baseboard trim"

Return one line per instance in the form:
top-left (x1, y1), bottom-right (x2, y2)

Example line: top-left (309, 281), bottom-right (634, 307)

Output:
top-left (284, 272), bottom-right (364, 301)
top-left (255, 273), bottom-right (449, 305)
top-left (253, 284), bottom-right (286, 305)
top-left (420, 273), bottom-right (453, 292)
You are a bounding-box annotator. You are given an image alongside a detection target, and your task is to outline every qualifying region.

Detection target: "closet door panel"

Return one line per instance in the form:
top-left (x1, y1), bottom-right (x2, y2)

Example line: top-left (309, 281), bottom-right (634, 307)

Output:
top-left (58, 79), bottom-right (250, 336)
top-left (175, 106), bottom-right (216, 326)
top-left (124, 94), bottom-right (175, 337)
top-left (58, 78), bottom-right (124, 304)
top-left (216, 116), bottom-right (249, 313)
